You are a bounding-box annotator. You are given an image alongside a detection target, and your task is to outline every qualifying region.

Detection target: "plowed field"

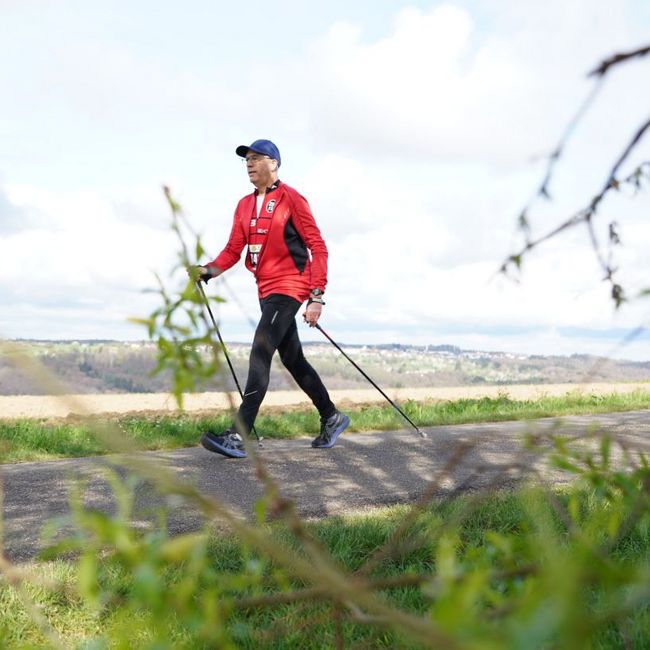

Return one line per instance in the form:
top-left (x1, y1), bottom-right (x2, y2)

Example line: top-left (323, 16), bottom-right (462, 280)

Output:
top-left (1, 383), bottom-right (648, 419)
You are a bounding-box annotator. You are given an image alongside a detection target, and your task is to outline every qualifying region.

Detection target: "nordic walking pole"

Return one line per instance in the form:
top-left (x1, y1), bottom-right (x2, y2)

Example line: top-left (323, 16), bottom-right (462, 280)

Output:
top-left (314, 324), bottom-right (427, 438)
top-left (195, 280), bottom-right (262, 444)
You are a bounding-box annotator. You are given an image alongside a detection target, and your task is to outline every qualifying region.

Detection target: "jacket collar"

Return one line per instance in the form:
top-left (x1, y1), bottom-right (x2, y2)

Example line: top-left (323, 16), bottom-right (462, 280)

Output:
top-left (254, 179), bottom-right (281, 196)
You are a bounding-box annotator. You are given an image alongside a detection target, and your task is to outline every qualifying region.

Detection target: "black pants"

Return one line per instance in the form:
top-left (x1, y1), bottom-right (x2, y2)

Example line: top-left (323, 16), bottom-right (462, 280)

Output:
top-left (235, 293), bottom-right (336, 434)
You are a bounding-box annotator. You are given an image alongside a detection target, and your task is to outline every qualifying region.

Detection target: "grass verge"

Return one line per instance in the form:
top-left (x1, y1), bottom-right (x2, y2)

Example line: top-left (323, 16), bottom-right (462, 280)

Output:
top-left (1, 490), bottom-right (648, 648)
top-left (1, 389), bottom-right (649, 463)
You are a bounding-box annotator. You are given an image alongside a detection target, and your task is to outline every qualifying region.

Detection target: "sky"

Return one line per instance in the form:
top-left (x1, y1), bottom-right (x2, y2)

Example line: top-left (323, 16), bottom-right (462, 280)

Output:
top-left (1, 0), bottom-right (649, 361)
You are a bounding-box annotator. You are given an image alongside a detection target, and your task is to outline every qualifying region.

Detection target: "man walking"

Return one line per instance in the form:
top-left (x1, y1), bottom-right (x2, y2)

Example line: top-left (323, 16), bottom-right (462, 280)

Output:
top-left (194, 139), bottom-right (349, 458)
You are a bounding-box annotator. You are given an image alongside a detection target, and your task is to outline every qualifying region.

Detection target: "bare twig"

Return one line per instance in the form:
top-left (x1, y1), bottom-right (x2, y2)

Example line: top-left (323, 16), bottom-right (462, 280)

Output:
top-left (502, 157), bottom-right (650, 306)
top-left (530, 81), bottom-right (604, 206)
top-left (588, 44), bottom-right (650, 77)
top-left (516, 43), bottom-right (650, 226)
top-left (501, 43), bottom-right (650, 308)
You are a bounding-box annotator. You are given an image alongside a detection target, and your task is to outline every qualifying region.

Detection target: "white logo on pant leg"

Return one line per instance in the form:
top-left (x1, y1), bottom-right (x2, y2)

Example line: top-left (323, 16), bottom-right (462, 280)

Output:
top-left (266, 200), bottom-right (276, 213)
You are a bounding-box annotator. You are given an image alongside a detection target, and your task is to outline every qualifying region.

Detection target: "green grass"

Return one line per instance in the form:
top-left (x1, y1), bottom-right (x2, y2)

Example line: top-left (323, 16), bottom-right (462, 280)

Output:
top-left (1, 390), bottom-right (649, 463)
top-left (1, 491), bottom-right (649, 648)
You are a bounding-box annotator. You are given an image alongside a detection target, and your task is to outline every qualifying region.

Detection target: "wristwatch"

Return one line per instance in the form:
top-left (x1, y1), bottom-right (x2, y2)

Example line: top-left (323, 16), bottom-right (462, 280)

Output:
top-left (310, 288), bottom-right (324, 297)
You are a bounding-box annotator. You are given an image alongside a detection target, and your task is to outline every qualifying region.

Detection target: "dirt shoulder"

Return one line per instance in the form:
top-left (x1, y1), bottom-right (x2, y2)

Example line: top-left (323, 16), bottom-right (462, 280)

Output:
top-left (0, 383), bottom-right (649, 420)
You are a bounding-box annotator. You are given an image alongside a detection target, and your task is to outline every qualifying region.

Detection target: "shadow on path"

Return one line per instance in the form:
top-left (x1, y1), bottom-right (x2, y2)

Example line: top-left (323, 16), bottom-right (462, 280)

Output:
top-left (3, 410), bottom-right (649, 562)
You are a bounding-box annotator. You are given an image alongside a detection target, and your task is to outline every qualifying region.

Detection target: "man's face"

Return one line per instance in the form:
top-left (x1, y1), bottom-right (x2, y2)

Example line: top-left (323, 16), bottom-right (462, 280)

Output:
top-left (245, 152), bottom-right (277, 187)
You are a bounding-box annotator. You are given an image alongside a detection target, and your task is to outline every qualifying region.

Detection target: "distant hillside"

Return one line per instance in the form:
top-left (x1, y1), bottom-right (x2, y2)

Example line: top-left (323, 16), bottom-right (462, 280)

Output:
top-left (1, 340), bottom-right (648, 396)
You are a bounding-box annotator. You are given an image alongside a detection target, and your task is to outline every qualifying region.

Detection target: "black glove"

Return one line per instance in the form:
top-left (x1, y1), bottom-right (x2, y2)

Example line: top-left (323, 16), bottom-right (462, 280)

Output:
top-left (189, 265), bottom-right (212, 283)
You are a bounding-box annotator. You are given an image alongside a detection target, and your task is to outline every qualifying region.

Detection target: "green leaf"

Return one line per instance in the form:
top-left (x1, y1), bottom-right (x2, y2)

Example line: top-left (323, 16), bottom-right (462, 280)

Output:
top-left (551, 456), bottom-right (583, 474)
top-left (160, 533), bottom-right (206, 563)
top-left (195, 237), bottom-right (205, 260)
top-left (600, 436), bottom-right (611, 469)
top-left (77, 553), bottom-right (100, 607)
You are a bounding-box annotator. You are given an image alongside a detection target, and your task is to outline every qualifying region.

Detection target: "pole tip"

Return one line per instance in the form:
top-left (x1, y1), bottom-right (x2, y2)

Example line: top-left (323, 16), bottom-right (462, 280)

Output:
top-left (418, 430), bottom-right (428, 439)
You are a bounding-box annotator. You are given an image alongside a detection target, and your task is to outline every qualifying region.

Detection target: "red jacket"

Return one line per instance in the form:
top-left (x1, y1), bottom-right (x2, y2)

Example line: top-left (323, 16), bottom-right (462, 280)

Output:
top-left (208, 181), bottom-right (328, 302)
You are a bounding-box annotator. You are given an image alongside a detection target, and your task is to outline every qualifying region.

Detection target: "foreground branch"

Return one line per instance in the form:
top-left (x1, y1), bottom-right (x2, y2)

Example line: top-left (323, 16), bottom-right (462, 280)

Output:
top-left (589, 44), bottom-right (650, 77)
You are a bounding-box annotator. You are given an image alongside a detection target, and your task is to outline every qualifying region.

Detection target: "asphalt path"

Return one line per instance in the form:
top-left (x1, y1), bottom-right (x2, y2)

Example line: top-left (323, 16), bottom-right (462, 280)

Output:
top-left (3, 410), bottom-right (650, 563)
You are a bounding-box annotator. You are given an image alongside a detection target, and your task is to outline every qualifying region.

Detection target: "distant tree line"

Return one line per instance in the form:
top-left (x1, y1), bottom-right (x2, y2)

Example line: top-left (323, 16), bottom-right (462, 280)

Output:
top-left (1, 341), bottom-right (647, 395)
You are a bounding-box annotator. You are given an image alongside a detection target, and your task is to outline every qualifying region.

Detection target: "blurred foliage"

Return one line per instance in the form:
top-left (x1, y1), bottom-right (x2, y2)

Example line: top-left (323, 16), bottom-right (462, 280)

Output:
top-left (1, 429), bottom-right (649, 648)
top-left (127, 186), bottom-right (226, 408)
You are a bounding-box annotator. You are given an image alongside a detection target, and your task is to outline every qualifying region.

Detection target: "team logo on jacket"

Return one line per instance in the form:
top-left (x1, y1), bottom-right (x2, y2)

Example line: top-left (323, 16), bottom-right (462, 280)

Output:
top-left (266, 200), bottom-right (276, 213)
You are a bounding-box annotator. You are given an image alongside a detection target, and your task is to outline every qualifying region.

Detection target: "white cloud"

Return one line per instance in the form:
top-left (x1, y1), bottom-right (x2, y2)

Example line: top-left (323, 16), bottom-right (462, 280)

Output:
top-left (303, 1), bottom-right (650, 167)
top-left (305, 4), bottom-right (546, 161)
top-left (0, 186), bottom-right (24, 234)
top-left (0, 184), bottom-right (178, 336)
top-left (41, 41), bottom-right (245, 129)
top-left (1, 1), bottom-right (648, 361)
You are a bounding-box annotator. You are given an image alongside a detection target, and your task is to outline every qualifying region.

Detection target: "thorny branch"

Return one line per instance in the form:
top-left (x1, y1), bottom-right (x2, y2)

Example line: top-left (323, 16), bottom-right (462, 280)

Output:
top-left (502, 44), bottom-right (650, 308)
top-left (588, 44), bottom-right (650, 78)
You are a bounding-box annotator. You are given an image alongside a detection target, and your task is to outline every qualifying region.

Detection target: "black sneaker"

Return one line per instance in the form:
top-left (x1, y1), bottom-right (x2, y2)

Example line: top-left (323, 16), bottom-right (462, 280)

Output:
top-left (200, 429), bottom-right (247, 458)
top-left (311, 411), bottom-right (350, 449)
